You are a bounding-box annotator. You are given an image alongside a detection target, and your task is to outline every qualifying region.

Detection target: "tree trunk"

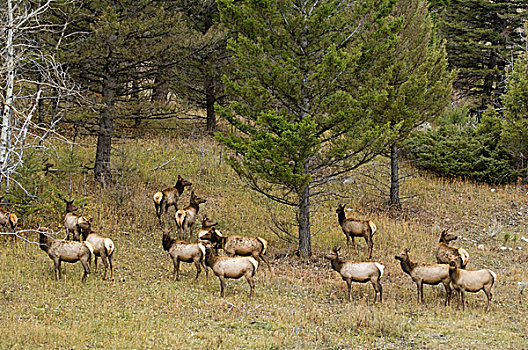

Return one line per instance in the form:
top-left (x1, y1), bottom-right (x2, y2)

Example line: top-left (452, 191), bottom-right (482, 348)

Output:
top-left (1, 0), bottom-right (15, 191)
top-left (205, 71), bottom-right (216, 134)
top-left (298, 184), bottom-right (311, 257)
top-left (390, 143), bottom-right (401, 208)
top-left (152, 67), bottom-right (169, 103)
top-left (94, 71), bottom-right (115, 184)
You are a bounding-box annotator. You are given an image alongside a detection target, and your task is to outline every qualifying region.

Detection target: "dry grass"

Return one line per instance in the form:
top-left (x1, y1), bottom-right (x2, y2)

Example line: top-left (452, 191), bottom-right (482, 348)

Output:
top-left (1, 125), bottom-right (527, 349)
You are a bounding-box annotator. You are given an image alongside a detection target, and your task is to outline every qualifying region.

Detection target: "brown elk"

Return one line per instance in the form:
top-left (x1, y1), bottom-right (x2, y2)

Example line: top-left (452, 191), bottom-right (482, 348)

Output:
top-left (336, 204), bottom-right (377, 259)
top-left (198, 222), bottom-right (270, 271)
top-left (0, 207), bottom-right (18, 232)
top-left (436, 230), bottom-right (469, 269)
top-left (153, 175), bottom-right (192, 224)
top-left (448, 260), bottom-right (496, 312)
top-left (162, 229), bottom-right (208, 281)
top-left (39, 228), bottom-right (93, 282)
top-left (204, 246), bottom-right (258, 298)
top-left (174, 191), bottom-right (206, 240)
top-left (324, 247), bottom-right (384, 303)
top-left (63, 199), bottom-right (90, 241)
top-left (79, 223), bottom-right (115, 281)
top-left (395, 248), bottom-right (451, 306)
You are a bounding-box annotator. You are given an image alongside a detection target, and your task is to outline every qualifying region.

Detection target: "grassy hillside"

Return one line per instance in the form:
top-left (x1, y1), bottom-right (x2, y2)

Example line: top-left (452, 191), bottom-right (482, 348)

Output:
top-left (1, 124), bottom-right (527, 349)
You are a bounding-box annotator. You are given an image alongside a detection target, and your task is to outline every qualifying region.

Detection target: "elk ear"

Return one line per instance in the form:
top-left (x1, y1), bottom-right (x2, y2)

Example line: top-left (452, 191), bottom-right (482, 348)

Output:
top-left (404, 248), bottom-right (410, 253)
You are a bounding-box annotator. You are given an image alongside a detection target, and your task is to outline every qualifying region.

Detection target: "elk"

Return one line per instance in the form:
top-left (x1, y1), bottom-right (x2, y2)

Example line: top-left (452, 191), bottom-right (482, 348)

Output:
top-left (448, 260), bottom-right (496, 312)
top-left (63, 199), bottom-right (90, 241)
top-left (198, 223), bottom-right (270, 271)
top-left (394, 248), bottom-right (451, 306)
top-left (436, 230), bottom-right (469, 269)
top-left (79, 223), bottom-right (115, 281)
top-left (204, 246), bottom-right (258, 298)
top-left (336, 204), bottom-right (377, 259)
top-left (0, 207), bottom-right (18, 231)
top-left (153, 175), bottom-right (192, 224)
top-left (324, 247), bottom-right (384, 303)
top-left (38, 228), bottom-right (93, 282)
top-left (162, 229), bottom-right (208, 281)
top-left (174, 191), bottom-right (206, 240)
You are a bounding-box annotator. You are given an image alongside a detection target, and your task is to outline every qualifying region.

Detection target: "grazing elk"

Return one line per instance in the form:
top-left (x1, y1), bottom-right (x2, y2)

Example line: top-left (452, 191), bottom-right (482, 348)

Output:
top-left (153, 175), bottom-right (192, 225)
top-left (204, 246), bottom-right (258, 298)
top-left (198, 223), bottom-right (270, 271)
top-left (336, 204), bottom-right (377, 259)
top-left (395, 248), bottom-right (452, 306)
top-left (63, 199), bottom-right (90, 241)
top-left (79, 223), bottom-right (115, 281)
top-left (174, 191), bottom-right (206, 240)
top-left (162, 229), bottom-right (208, 281)
top-left (436, 230), bottom-right (469, 269)
top-left (324, 247), bottom-right (384, 303)
top-left (39, 228), bottom-right (93, 282)
top-left (448, 260), bottom-right (496, 312)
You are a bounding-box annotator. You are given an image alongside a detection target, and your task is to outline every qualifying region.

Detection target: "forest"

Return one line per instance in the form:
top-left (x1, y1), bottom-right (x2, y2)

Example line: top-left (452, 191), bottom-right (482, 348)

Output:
top-left (0, 0), bottom-right (527, 348)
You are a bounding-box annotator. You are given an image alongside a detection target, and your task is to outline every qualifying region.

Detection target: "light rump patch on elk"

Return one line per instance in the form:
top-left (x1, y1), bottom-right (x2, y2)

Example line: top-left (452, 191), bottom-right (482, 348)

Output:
top-left (79, 223), bottom-right (115, 281)
top-left (162, 229), bottom-right (208, 281)
top-left (336, 204), bottom-right (377, 259)
top-left (324, 247), bottom-right (383, 303)
top-left (204, 246), bottom-right (258, 298)
top-left (153, 175), bottom-right (192, 225)
top-left (39, 228), bottom-right (92, 282)
top-left (395, 248), bottom-right (451, 306)
top-left (0, 206), bottom-right (18, 232)
top-left (436, 230), bottom-right (469, 269)
top-left (448, 260), bottom-right (496, 312)
top-left (174, 191), bottom-right (206, 240)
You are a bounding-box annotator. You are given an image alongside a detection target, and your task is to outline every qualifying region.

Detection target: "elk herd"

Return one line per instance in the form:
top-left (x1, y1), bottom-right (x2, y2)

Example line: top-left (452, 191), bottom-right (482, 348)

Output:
top-left (1, 174), bottom-right (498, 312)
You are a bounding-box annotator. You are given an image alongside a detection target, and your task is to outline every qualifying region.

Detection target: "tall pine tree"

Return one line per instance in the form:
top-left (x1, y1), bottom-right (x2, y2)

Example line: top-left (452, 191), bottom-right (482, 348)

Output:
top-left (217, 0), bottom-right (398, 256)
top-left (437, 0), bottom-right (527, 112)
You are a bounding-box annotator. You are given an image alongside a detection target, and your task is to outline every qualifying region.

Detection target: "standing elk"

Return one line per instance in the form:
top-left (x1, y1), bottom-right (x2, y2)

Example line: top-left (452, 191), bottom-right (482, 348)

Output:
top-left (198, 222), bottom-right (270, 271)
top-left (39, 228), bottom-right (93, 282)
top-left (448, 260), bottom-right (496, 312)
top-left (63, 199), bottom-right (90, 241)
top-left (174, 191), bottom-right (206, 240)
top-left (79, 223), bottom-right (115, 281)
top-left (153, 175), bottom-right (192, 225)
top-left (204, 246), bottom-right (258, 298)
top-left (0, 208), bottom-right (18, 232)
top-left (162, 229), bottom-right (208, 281)
top-left (395, 248), bottom-right (452, 306)
top-left (324, 247), bottom-right (384, 303)
top-left (436, 230), bottom-right (469, 269)
top-left (336, 204), bottom-right (377, 259)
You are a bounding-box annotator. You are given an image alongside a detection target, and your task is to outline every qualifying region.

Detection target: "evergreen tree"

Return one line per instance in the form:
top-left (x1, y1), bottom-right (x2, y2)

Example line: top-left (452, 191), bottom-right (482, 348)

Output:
top-left (55, 1), bottom-right (189, 183)
top-left (502, 51), bottom-right (528, 178)
top-left (437, 0), bottom-right (528, 112)
top-left (373, 0), bottom-right (453, 207)
top-left (217, 0), bottom-right (398, 256)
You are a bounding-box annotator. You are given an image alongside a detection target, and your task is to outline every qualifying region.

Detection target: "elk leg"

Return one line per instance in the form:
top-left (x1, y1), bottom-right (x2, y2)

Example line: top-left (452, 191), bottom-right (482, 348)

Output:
top-left (246, 273), bottom-right (255, 299)
top-left (351, 236), bottom-right (358, 254)
top-left (346, 279), bottom-right (352, 302)
top-left (100, 252), bottom-right (109, 280)
top-left (107, 254), bottom-right (114, 281)
top-left (54, 258), bottom-right (61, 280)
top-left (194, 259), bottom-right (201, 280)
top-left (173, 259), bottom-right (180, 281)
top-left (219, 276), bottom-right (226, 297)
top-left (372, 278), bottom-right (382, 304)
top-left (366, 236), bottom-right (373, 259)
top-left (201, 260), bottom-right (209, 281)
top-left (460, 290), bottom-right (465, 310)
top-left (80, 258), bottom-right (90, 283)
top-left (484, 287), bottom-right (492, 312)
top-left (443, 281), bottom-right (451, 306)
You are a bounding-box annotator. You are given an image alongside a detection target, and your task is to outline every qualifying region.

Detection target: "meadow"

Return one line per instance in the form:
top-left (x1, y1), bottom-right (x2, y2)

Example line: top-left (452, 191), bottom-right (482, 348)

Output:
top-left (0, 122), bottom-right (527, 349)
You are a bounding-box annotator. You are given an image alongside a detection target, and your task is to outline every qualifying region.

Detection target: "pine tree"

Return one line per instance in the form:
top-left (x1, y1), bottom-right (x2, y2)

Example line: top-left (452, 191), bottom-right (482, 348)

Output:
top-left (55, 1), bottom-right (189, 183)
top-left (502, 51), bottom-right (528, 178)
top-left (437, 0), bottom-right (528, 112)
top-left (217, 0), bottom-right (398, 256)
top-left (372, 0), bottom-right (453, 207)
